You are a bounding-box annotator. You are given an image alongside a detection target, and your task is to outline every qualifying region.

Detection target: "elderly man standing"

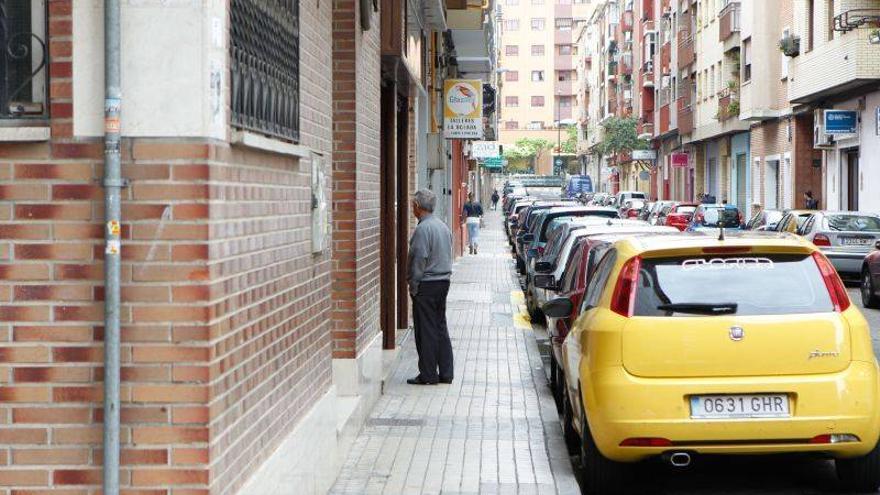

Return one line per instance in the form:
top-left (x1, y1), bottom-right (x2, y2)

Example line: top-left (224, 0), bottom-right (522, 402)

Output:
top-left (407, 189), bottom-right (454, 385)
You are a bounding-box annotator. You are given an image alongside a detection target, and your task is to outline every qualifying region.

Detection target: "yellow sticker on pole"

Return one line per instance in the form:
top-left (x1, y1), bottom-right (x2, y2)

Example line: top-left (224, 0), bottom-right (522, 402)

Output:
top-left (107, 220), bottom-right (121, 236)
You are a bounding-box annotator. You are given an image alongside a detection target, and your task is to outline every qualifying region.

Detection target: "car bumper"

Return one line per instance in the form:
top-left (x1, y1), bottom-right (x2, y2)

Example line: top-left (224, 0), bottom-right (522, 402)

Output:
top-left (820, 250), bottom-right (867, 275)
top-left (583, 361), bottom-right (880, 462)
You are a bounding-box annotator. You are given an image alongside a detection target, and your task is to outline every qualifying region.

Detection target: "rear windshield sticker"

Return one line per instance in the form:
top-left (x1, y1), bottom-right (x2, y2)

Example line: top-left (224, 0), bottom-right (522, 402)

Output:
top-left (681, 257), bottom-right (775, 271)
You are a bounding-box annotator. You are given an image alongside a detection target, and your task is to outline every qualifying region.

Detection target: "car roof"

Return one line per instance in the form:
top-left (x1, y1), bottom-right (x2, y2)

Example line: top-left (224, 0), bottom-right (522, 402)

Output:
top-left (612, 230), bottom-right (814, 255)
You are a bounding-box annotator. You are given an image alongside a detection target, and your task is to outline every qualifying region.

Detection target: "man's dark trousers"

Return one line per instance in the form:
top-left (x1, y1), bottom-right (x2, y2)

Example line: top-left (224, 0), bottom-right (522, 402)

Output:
top-left (411, 280), bottom-right (453, 383)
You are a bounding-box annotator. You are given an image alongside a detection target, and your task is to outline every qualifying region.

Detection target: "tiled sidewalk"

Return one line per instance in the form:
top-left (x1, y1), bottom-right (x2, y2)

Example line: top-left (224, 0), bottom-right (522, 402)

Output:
top-left (330, 210), bottom-right (580, 495)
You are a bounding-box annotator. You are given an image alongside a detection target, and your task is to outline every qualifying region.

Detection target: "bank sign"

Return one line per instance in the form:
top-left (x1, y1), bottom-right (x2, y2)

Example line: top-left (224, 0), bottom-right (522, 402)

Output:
top-left (443, 79), bottom-right (483, 139)
top-left (824, 110), bottom-right (858, 135)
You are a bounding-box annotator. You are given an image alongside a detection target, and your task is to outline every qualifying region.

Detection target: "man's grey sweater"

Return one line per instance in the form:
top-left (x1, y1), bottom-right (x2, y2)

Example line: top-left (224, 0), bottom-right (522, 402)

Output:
top-left (407, 213), bottom-right (453, 296)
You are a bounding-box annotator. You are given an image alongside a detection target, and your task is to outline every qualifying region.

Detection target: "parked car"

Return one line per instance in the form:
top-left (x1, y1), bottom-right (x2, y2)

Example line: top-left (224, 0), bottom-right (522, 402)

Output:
top-left (620, 199), bottom-right (646, 219)
top-left (798, 211), bottom-right (880, 281)
top-left (565, 175), bottom-right (593, 198)
top-left (649, 201), bottom-right (677, 226)
top-left (686, 204), bottom-right (743, 232)
top-left (544, 232), bottom-right (880, 494)
top-left (636, 201), bottom-right (655, 222)
top-left (660, 203), bottom-right (699, 231)
top-left (615, 191), bottom-right (647, 208)
top-left (745, 209), bottom-right (784, 231)
top-left (860, 240), bottom-right (880, 308)
top-left (514, 202), bottom-right (581, 272)
top-left (773, 209), bottom-right (815, 235)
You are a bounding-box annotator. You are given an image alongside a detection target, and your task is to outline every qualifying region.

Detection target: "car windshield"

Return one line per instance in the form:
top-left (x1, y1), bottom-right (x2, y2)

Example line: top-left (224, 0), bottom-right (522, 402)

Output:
top-left (633, 254), bottom-right (834, 317)
top-left (826, 214), bottom-right (880, 232)
top-left (627, 200), bottom-right (646, 210)
top-left (677, 206), bottom-right (697, 215)
top-left (699, 207), bottom-right (740, 227)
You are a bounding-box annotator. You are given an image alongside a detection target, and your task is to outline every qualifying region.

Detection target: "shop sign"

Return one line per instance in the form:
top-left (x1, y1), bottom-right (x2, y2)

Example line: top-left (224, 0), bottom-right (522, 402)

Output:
top-left (471, 141), bottom-right (501, 159)
top-left (443, 79), bottom-right (483, 139)
top-left (632, 149), bottom-right (657, 160)
top-left (824, 110), bottom-right (858, 135)
top-left (671, 152), bottom-right (689, 167)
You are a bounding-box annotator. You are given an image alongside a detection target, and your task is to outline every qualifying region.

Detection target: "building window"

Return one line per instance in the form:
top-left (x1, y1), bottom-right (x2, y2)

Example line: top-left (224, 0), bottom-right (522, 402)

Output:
top-left (506, 19), bottom-right (520, 31)
top-left (558, 96), bottom-right (573, 107)
top-left (806, 0), bottom-right (814, 51)
top-left (555, 18), bottom-right (573, 30)
top-left (557, 70), bottom-right (575, 81)
top-left (742, 38), bottom-right (752, 82)
top-left (531, 70), bottom-right (545, 82)
top-left (532, 0), bottom-right (544, 4)
top-left (505, 70), bottom-right (519, 81)
top-left (558, 44), bottom-right (573, 55)
top-left (231, 0), bottom-right (300, 141)
top-left (507, 0), bottom-right (519, 4)
top-left (506, 45), bottom-right (519, 56)
top-left (531, 96), bottom-right (545, 107)
top-left (557, 0), bottom-right (572, 4)
top-left (531, 18), bottom-right (546, 30)
top-left (531, 44), bottom-right (545, 56)
top-left (505, 121), bottom-right (520, 129)
top-left (0, 1), bottom-right (49, 120)
top-left (527, 121), bottom-right (544, 129)
top-left (505, 96), bottom-right (519, 107)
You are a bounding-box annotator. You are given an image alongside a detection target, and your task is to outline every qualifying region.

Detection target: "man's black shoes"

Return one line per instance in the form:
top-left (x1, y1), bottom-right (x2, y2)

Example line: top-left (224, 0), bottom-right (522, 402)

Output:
top-left (439, 377), bottom-right (453, 384)
top-left (407, 376), bottom-right (437, 385)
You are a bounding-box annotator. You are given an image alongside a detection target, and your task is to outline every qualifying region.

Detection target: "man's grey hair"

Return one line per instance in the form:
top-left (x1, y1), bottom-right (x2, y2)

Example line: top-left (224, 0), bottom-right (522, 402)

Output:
top-left (414, 189), bottom-right (437, 213)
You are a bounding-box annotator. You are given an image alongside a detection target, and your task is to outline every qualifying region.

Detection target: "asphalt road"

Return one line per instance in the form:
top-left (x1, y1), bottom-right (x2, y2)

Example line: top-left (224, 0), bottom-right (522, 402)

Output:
top-left (550, 288), bottom-right (880, 494)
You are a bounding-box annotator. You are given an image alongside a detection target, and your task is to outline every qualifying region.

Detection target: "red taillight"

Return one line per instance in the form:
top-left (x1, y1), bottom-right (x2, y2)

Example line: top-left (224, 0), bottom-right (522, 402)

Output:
top-left (620, 437), bottom-right (673, 447)
top-left (610, 256), bottom-right (642, 317)
top-left (702, 246), bottom-right (752, 254)
top-left (537, 246), bottom-right (545, 256)
top-left (812, 251), bottom-right (850, 312)
top-left (813, 234), bottom-right (832, 247)
top-left (694, 213), bottom-right (704, 224)
top-left (810, 434), bottom-right (832, 444)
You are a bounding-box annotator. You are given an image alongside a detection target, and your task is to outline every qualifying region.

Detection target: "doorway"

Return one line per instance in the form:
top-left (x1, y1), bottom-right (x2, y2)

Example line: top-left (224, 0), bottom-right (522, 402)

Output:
top-left (735, 153), bottom-right (747, 209)
top-left (843, 149), bottom-right (859, 211)
top-left (765, 160), bottom-right (779, 210)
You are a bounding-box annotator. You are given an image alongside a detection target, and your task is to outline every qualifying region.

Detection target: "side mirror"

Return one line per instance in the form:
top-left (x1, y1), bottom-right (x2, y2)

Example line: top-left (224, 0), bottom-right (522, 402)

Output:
top-left (534, 274), bottom-right (557, 290)
top-left (875, 240), bottom-right (880, 250)
top-left (543, 298), bottom-right (573, 319)
top-left (534, 261), bottom-right (553, 273)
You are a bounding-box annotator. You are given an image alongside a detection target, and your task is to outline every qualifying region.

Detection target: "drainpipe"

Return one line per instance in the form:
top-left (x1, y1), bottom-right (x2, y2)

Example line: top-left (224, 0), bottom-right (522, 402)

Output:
top-left (102, 1), bottom-right (122, 494)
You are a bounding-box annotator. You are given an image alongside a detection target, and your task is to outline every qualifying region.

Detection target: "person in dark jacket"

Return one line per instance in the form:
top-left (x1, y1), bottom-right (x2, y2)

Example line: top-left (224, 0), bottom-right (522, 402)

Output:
top-left (804, 190), bottom-right (819, 209)
top-left (462, 193), bottom-right (484, 255)
top-left (491, 190), bottom-right (500, 210)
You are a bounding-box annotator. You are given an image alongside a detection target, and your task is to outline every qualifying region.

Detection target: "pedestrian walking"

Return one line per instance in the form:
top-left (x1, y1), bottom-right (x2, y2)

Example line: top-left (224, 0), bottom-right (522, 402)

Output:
top-left (491, 189), bottom-right (500, 210)
top-left (407, 189), bottom-right (454, 386)
top-left (462, 193), bottom-right (484, 255)
top-left (804, 190), bottom-right (819, 210)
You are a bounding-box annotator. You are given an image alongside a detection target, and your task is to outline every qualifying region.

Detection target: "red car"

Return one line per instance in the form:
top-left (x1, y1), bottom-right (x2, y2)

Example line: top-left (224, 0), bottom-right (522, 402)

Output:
top-left (661, 202), bottom-right (699, 231)
top-left (861, 240), bottom-right (880, 308)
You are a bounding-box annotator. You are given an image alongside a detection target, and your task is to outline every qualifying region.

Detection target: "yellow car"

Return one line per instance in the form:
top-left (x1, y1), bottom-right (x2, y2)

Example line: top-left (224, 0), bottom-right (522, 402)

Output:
top-left (543, 232), bottom-right (880, 494)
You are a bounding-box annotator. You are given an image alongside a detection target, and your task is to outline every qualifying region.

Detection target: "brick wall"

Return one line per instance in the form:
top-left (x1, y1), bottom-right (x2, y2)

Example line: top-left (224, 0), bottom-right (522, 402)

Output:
top-left (331, 0), bottom-right (382, 358)
top-left (0, 0), bottom-right (336, 493)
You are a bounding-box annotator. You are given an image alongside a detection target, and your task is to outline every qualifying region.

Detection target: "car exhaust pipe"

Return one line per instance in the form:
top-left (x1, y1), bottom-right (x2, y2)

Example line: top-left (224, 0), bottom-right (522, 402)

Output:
top-left (665, 452), bottom-right (692, 467)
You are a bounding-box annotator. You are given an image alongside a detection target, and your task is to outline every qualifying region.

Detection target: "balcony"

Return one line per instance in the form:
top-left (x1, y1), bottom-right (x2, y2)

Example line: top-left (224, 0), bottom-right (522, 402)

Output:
top-left (789, 27), bottom-right (880, 103)
top-left (619, 52), bottom-right (634, 75)
top-left (642, 62), bottom-right (655, 88)
top-left (719, 1), bottom-right (741, 42)
top-left (622, 10), bottom-right (634, 32)
top-left (716, 87), bottom-right (739, 121)
top-left (677, 99), bottom-right (694, 134)
top-left (678, 32), bottom-right (695, 69)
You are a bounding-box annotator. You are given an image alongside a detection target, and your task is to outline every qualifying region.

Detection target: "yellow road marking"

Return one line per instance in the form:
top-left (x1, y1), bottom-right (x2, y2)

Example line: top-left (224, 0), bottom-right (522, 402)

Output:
top-left (510, 290), bottom-right (532, 330)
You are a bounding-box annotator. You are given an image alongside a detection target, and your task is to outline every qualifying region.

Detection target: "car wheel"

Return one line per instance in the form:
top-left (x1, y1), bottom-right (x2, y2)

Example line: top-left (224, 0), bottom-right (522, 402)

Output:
top-left (861, 269), bottom-right (880, 309)
top-left (580, 411), bottom-right (632, 495)
top-left (562, 391), bottom-right (580, 454)
top-left (836, 438), bottom-right (880, 493)
top-left (516, 256), bottom-right (525, 274)
top-left (549, 357), bottom-right (563, 412)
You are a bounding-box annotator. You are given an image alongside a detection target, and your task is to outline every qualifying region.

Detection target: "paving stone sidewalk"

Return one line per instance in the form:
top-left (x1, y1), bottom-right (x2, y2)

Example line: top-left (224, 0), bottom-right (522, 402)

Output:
top-left (330, 209), bottom-right (580, 495)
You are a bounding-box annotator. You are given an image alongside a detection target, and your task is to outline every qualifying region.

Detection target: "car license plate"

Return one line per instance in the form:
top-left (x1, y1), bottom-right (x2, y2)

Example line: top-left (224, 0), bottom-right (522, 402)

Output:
top-left (841, 237), bottom-right (872, 246)
top-left (690, 394), bottom-right (790, 419)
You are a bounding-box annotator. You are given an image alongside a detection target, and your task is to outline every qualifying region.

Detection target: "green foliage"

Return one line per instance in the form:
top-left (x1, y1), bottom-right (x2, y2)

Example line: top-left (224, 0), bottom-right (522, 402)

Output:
top-left (503, 137), bottom-right (554, 161)
top-left (505, 157), bottom-right (532, 173)
top-left (561, 126), bottom-right (578, 154)
top-left (597, 116), bottom-right (649, 158)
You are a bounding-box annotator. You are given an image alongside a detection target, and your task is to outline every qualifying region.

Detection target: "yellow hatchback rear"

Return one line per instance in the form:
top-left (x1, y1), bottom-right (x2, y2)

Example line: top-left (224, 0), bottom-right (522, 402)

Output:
top-left (556, 233), bottom-right (880, 494)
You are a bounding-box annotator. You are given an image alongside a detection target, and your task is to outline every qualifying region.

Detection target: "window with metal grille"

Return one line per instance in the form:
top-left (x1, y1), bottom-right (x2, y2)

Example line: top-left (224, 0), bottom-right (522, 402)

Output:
top-left (0, 1), bottom-right (48, 119)
top-left (230, 0), bottom-right (300, 142)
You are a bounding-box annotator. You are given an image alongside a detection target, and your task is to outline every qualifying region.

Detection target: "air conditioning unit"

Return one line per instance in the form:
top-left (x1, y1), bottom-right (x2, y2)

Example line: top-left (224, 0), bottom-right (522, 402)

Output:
top-left (813, 109), bottom-right (834, 148)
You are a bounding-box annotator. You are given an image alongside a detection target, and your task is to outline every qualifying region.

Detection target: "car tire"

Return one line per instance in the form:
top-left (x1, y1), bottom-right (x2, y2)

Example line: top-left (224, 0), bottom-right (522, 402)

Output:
top-left (516, 256), bottom-right (525, 274)
top-left (580, 411), bottom-right (632, 495)
top-left (562, 391), bottom-right (580, 454)
top-left (861, 268), bottom-right (880, 309)
top-left (549, 357), bottom-right (563, 412)
top-left (836, 438), bottom-right (880, 493)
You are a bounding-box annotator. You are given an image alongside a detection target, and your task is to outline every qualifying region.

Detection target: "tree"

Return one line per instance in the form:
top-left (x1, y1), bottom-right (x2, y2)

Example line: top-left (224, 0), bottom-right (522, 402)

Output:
top-left (503, 137), bottom-right (554, 161)
top-left (597, 116), bottom-right (649, 159)
top-left (560, 126), bottom-right (578, 154)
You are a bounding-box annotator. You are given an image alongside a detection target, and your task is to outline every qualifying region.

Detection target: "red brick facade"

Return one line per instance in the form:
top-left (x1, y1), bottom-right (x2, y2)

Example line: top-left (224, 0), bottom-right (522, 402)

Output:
top-left (0, 0), bottom-right (352, 494)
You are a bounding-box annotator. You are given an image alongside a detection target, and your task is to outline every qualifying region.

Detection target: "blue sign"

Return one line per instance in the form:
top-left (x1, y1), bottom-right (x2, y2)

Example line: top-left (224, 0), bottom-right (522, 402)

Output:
top-left (824, 110), bottom-right (858, 135)
top-left (555, 158), bottom-right (564, 166)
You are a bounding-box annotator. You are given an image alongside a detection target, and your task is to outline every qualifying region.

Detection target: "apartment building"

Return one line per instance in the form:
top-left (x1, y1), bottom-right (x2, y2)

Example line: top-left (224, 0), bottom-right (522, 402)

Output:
top-left (0, 1), bottom-right (495, 493)
top-left (498, 0), bottom-right (597, 173)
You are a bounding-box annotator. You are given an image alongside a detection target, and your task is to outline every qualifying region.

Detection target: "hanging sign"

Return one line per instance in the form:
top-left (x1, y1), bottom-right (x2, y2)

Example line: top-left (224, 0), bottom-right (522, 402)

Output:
top-left (471, 141), bottom-right (501, 159)
top-left (671, 152), bottom-right (689, 167)
top-left (824, 110), bottom-right (857, 135)
top-left (632, 149), bottom-right (657, 160)
top-left (443, 79), bottom-right (483, 139)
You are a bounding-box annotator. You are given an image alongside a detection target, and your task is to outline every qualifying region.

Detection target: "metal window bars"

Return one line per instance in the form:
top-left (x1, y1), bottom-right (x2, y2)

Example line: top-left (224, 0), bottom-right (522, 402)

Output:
top-left (230, 0), bottom-right (300, 143)
top-left (833, 9), bottom-right (880, 33)
top-left (0, 1), bottom-right (48, 119)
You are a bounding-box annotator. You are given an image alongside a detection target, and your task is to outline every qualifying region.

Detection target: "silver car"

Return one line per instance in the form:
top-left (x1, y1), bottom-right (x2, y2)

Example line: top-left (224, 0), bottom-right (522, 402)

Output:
top-left (799, 211), bottom-right (880, 279)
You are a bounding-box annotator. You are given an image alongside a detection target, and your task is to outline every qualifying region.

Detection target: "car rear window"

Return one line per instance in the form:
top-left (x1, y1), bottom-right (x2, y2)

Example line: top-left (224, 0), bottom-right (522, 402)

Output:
top-left (699, 207), bottom-right (740, 227)
top-left (827, 214), bottom-right (880, 232)
top-left (633, 254), bottom-right (834, 317)
top-left (677, 206), bottom-right (697, 215)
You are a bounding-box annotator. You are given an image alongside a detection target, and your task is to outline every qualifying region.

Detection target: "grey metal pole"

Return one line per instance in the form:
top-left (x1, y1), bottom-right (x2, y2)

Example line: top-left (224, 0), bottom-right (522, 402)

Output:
top-left (102, 1), bottom-right (122, 494)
